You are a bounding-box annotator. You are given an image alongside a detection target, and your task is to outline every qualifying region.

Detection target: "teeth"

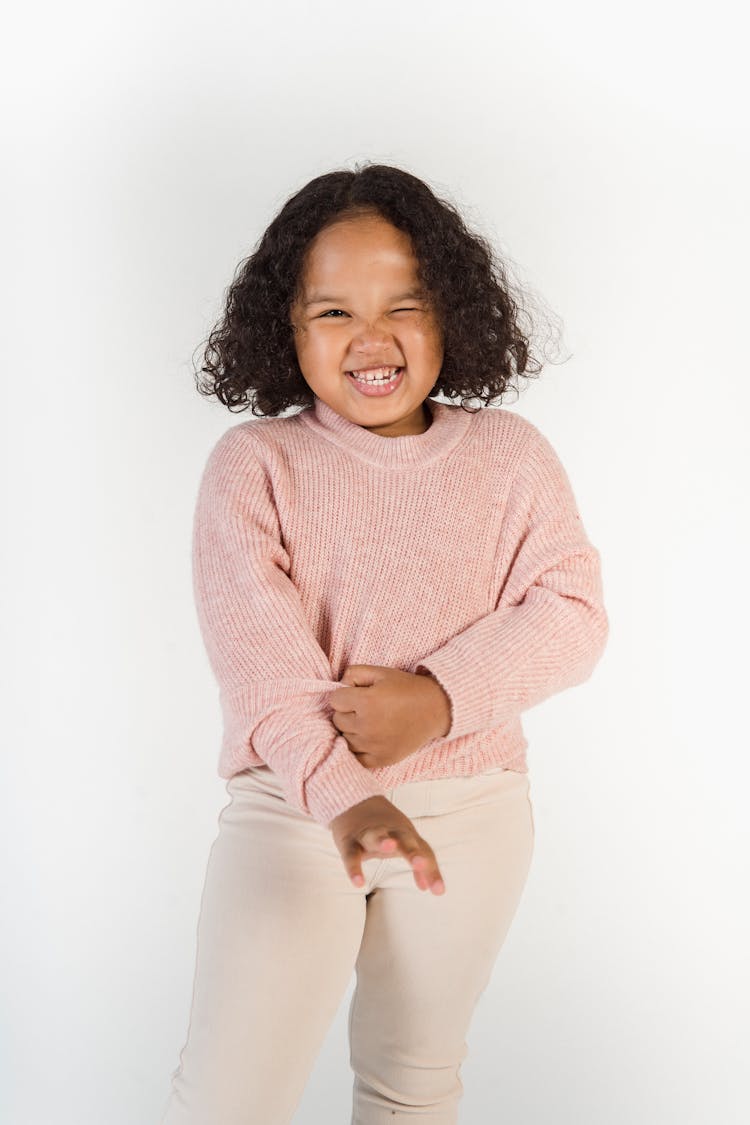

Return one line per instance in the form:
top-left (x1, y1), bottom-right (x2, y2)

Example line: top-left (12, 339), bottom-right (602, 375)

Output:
top-left (349, 366), bottom-right (400, 384)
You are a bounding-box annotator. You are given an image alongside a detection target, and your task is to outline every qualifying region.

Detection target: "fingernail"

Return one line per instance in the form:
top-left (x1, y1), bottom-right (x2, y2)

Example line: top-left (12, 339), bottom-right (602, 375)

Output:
top-left (432, 879), bottom-right (445, 894)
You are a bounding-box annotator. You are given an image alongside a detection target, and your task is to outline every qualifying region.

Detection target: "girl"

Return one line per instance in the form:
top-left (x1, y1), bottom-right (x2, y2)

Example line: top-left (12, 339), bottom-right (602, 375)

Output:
top-left (160, 163), bottom-right (609, 1124)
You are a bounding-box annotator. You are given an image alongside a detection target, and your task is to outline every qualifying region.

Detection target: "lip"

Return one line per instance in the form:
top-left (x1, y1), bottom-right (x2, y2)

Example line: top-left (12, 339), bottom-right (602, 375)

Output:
top-left (345, 367), bottom-right (405, 397)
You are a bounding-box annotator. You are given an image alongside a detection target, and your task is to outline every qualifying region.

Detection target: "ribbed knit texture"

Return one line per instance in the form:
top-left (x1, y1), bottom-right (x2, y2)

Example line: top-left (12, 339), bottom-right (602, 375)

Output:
top-left (191, 394), bottom-right (609, 828)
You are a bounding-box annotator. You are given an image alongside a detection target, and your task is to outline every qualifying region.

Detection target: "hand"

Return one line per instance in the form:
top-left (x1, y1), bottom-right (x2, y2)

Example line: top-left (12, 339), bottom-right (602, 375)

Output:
top-left (329, 795), bottom-right (446, 895)
top-left (328, 665), bottom-right (451, 770)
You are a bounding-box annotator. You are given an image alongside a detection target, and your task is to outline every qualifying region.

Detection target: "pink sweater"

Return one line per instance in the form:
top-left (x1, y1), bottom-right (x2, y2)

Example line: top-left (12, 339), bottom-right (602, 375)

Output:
top-left (191, 394), bottom-right (609, 827)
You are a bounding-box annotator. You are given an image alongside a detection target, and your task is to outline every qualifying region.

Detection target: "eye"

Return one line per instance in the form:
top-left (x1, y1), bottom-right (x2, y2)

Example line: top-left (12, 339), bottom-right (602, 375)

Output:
top-left (318, 306), bottom-right (421, 319)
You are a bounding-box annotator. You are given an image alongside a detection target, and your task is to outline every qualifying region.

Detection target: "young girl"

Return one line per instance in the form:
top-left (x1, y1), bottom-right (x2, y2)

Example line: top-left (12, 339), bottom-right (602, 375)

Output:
top-left (159, 162), bottom-right (609, 1124)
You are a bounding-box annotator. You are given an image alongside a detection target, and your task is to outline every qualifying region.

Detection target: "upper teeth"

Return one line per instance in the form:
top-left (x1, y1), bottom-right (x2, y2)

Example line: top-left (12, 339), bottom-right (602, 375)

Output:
top-left (349, 366), bottom-right (400, 382)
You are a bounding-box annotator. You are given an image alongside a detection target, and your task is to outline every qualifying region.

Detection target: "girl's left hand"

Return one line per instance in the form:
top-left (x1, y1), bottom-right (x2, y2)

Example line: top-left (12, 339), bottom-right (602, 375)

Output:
top-left (328, 665), bottom-right (452, 770)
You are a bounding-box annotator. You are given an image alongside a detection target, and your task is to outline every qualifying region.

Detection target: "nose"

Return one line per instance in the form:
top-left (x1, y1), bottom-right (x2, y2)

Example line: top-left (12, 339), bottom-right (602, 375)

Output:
top-left (350, 322), bottom-right (395, 356)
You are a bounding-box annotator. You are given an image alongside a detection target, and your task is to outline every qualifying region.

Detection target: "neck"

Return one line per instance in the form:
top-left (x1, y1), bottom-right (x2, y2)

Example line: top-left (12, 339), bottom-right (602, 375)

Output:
top-left (295, 394), bottom-right (476, 469)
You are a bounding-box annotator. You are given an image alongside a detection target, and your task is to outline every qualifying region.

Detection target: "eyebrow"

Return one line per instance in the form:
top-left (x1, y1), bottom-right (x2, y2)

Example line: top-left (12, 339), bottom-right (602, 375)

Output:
top-left (303, 289), bottom-right (426, 308)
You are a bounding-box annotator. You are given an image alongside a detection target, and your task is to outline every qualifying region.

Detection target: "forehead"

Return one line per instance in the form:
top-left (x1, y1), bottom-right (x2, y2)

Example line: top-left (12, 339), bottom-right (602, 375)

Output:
top-left (300, 216), bottom-right (419, 290)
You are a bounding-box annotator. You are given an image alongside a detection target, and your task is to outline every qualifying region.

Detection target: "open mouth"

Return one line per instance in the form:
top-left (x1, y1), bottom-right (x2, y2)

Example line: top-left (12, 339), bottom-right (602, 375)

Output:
top-left (345, 366), bottom-right (404, 386)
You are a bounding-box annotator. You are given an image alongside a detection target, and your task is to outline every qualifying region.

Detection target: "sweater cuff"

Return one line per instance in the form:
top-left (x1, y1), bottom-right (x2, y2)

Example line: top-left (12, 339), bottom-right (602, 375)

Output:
top-left (304, 735), bottom-right (388, 828)
top-left (414, 652), bottom-right (493, 741)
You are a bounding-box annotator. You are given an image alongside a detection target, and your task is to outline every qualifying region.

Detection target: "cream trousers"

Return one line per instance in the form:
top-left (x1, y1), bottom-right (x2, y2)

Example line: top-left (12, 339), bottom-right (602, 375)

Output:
top-left (159, 762), bottom-right (535, 1124)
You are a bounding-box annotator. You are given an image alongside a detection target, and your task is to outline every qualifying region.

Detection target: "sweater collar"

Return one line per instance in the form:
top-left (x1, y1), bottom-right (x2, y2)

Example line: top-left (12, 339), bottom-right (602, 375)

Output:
top-left (296, 394), bottom-right (475, 468)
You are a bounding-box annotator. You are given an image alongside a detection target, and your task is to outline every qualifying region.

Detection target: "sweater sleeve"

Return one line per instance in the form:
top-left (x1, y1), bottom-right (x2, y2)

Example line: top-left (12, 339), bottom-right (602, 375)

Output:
top-left (415, 427), bottom-right (609, 740)
top-left (191, 426), bottom-right (387, 827)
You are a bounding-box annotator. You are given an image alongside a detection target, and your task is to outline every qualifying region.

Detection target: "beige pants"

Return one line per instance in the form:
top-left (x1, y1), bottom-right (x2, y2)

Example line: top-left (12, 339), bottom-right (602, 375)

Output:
top-left (159, 762), bottom-right (535, 1125)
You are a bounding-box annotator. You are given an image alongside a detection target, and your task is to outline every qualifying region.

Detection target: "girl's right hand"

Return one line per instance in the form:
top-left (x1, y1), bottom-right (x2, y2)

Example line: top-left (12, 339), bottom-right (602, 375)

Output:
top-left (329, 796), bottom-right (446, 895)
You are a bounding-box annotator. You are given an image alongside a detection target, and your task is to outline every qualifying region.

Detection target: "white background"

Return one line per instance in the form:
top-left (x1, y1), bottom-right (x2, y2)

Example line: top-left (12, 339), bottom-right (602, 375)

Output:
top-left (2, 2), bottom-right (749, 1122)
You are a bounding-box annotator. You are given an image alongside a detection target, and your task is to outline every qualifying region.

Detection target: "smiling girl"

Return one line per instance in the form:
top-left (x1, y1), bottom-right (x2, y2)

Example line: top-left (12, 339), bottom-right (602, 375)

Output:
top-left (289, 213), bottom-right (444, 438)
top-left (159, 162), bottom-right (609, 1124)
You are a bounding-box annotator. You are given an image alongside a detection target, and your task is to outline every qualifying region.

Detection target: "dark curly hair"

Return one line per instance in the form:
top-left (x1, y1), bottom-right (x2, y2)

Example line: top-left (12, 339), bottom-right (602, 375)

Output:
top-left (193, 162), bottom-right (567, 416)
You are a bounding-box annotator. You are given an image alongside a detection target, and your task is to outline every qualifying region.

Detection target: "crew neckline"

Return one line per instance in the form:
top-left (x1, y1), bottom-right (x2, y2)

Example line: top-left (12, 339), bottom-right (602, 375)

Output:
top-left (296, 394), bottom-right (476, 468)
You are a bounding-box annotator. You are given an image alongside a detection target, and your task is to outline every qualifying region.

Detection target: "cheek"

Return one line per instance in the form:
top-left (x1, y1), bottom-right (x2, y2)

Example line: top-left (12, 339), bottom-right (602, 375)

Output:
top-left (412, 312), bottom-right (443, 350)
top-left (296, 332), bottom-right (340, 373)
top-left (413, 325), bottom-right (444, 359)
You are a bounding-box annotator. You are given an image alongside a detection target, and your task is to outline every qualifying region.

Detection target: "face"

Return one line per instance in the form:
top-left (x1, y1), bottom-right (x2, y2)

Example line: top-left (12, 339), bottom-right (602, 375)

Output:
top-left (289, 212), bottom-right (444, 437)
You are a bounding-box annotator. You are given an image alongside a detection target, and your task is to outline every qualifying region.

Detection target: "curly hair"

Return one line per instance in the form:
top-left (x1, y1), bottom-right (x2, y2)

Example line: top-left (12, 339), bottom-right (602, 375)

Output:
top-left (193, 162), bottom-right (567, 416)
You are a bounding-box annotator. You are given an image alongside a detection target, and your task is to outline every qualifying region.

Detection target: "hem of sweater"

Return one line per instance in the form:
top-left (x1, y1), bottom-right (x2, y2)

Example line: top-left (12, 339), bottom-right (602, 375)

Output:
top-left (217, 727), bottom-right (529, 798)
top-left (215, 737), bottom-right (387, 827)
top-left (366, 730), bottom-right (529, 790)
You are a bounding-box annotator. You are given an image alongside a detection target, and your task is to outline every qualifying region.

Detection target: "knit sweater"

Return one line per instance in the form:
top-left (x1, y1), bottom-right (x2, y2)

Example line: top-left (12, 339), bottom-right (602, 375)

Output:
top-left (191, 394), bottom-right (609, 828)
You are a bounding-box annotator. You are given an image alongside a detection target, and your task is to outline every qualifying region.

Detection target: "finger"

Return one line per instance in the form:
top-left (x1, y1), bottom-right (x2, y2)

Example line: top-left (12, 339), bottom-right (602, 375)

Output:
top-left (393, 834), bottom-right (446, 895)
top-left (339, 841), bottom-right (367, 887)
top-left (359, 825), bottom-right (444, 893)
top-left (332, 718), bottom-right (358, 737)
top-left (359, 826), bottom-right (400, 856)
top-left (352, 826), bottom-right (445, 894)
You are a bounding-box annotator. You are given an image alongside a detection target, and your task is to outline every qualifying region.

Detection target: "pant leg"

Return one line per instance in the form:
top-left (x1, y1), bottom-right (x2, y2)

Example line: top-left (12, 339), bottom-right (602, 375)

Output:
top-left (159, 765), bottom-right (372, 1125)
top-left (348, 767), bottom-right (535, 1125)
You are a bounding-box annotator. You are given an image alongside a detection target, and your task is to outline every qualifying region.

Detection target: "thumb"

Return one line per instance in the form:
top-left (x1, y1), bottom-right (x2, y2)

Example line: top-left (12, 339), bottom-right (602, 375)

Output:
top-left (341, 664), bottom-right (378, 687)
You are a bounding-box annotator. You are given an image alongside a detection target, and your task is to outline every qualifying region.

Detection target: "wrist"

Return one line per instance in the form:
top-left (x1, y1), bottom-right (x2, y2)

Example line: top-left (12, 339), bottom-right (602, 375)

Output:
top-left (416, 668), bottom-right (452, 739)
